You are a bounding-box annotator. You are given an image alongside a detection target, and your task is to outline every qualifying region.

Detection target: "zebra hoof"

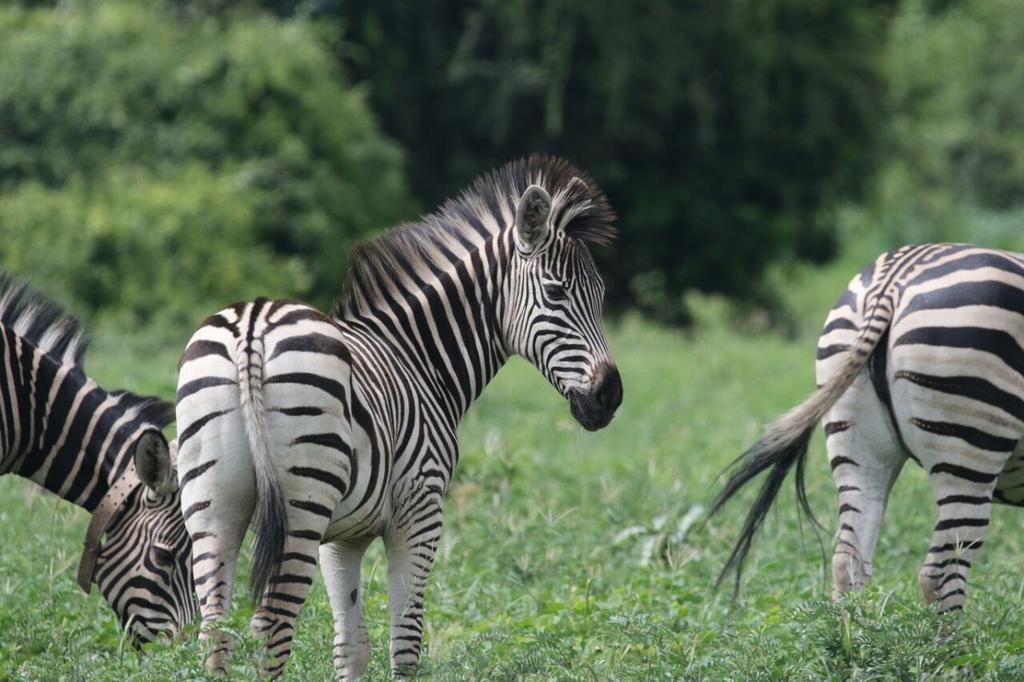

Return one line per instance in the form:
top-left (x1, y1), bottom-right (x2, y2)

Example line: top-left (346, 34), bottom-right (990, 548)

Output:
top-left (917, 566), bottom-right (942, 605)
top-left (831, 551), bottom-right (870, 600)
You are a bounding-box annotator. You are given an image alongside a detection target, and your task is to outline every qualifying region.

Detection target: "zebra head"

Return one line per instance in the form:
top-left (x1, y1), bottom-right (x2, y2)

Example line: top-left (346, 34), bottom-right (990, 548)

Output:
top-left (92, 431), bottom-right (197, 647)
top-left (501, 180), bottom-right (623, 431)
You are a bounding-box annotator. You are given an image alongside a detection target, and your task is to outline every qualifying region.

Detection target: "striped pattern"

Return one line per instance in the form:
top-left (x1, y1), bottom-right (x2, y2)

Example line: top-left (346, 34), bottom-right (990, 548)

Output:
top-left (93, 469), bottom-right (196, 643)
top-left (713, 243), bottom-right (1024, 613)
top-left (175, 156), bottom-right (623, 678)
top-left (0, 272), bottom-right (195, 645)
top-left (176, 300), bottom-right (353, 675)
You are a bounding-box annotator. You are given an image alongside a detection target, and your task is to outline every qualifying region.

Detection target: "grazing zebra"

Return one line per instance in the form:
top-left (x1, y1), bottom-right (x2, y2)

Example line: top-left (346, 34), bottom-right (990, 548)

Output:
top-left (176, 156), bottom-right (623, 678)
top-left (0, 273), bottom-right (196, 645)
top-left (711, 243), bottom-right (1024, 612)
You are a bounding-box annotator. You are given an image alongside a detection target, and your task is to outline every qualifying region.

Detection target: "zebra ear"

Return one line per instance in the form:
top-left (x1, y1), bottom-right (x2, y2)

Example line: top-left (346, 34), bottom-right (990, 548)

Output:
top-left (134, 430), bottom-right (176, 495)
top-left (514, 184), bottom-right (552, 249)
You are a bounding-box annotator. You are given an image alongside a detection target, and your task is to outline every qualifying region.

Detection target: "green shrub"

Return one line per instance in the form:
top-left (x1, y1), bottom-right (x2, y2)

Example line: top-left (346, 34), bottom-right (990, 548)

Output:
top-left (0, 1), bottom-right (413, 330)
top-left (0, 165), bottom-right (310, 330)
top-left (869, 0), bottom-right (1024, 251)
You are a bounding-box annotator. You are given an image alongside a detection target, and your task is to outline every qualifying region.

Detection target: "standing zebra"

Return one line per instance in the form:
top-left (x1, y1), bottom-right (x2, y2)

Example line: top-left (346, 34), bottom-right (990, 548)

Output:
top-left (0, 273), bottom-right (196, 645)
top-left (176, 156), bottom-right (623, 678)
top-left (712, 243), bottom-right (1024, 612)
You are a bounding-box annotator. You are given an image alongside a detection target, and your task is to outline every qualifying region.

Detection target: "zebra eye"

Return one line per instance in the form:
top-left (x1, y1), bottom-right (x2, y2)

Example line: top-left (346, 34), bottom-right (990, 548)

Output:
top-left (152, 546), bottom-right (175, 567)
top-left (543, 282), bottom-right (567, 302)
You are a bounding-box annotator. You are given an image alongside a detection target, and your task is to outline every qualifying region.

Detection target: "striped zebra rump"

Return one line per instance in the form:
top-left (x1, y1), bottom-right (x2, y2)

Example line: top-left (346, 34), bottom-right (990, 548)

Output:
top-left (713, 243), bottom-right (1024, 613)
top-left (820, 244), bottom-right (1024, 488)
top-left (176, 298), bottom-right (357, 672)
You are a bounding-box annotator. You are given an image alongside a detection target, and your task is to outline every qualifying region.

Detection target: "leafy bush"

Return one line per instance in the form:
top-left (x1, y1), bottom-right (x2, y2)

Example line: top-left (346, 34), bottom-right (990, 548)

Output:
top-left (0, 166), bottom-right (309, 330)
top-left (868, 0), bottom-right (1024, 251)
top-left (0, 1), bottom-right (412, 330)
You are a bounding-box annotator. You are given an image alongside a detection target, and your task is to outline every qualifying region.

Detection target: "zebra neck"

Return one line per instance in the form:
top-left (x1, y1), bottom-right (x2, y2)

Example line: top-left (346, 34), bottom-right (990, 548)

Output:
top-left (10, 358), bottom-right (139, 513)
top-left (344, 230), bottom-right (514, 424)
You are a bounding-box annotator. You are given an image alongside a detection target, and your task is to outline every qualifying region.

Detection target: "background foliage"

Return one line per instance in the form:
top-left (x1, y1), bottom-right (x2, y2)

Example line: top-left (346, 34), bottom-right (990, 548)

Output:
top-left (0, 1), bottom-right (410, 329)
top-left (5, 1), bottom-right (1022, 329)
top-left (862, 0), bottom-right (1024, 253)
top-left (287, 0), bottom-right (896, 322)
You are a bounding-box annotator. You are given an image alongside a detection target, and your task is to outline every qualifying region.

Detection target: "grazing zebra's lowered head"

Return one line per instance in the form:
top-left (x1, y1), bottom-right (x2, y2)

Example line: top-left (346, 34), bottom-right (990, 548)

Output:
top-left (90, 431), bottom-right (197, 646)
top-left (0, 273), bottom-right (196, 647)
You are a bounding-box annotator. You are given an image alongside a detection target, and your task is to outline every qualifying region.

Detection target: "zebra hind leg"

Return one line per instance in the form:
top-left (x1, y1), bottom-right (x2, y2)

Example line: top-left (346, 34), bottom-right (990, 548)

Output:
top-left (825, 373), bottom-right (906, 601)
top-left (178, 437), bottom-right (256, 674)
top-left (249, 528), bottom-right (330, 678)
top-left (385, 482), bottom-right (443, 677)
top-left (320, 539), bottom-right (372, 680)
top-left (918, 459), bottom-right (1005, 613)
top-left (191, 530), bottom-right (247, 673)
top-left (247, 394), bottom-right (351, 676)
top-left (249, 452), bottom-right (347, 678)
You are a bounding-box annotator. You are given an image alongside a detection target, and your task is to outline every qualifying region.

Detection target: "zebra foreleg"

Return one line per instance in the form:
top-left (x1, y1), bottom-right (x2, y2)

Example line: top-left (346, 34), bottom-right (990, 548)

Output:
top-left (825, 375), bottom-right (906, 601)
top-left (320, 539), bottom-right (372, 680)
top-left (918, 460), bottom-right (1004, 613)
top-left (384, 484), bottom-right (443, 677)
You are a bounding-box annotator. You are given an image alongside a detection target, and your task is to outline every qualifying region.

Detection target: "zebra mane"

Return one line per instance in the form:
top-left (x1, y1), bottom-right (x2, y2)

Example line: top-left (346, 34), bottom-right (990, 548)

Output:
top-left (0, 271), bottom-right (174, 430)
top-left (109, 391), bottom-right (176, 430)
top-left (0, 271), bottom-right (89, 366)
top-left (335, 155), bottom-right (616, 317)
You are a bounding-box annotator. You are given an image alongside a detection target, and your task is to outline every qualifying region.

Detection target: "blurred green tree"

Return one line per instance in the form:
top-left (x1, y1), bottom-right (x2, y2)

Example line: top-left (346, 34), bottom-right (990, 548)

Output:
top-left (254, 0), bottom-right (895, 322)
top-left (866, 0), bottom-right (1024, 251)
top-left (0, 1), bottom-right (412, 330)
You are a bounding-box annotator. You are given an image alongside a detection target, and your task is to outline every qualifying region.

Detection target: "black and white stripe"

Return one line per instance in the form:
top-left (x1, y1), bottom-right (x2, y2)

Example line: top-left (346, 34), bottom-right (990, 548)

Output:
top-left (176, 300), bottom-right (354, 674)
top-left (712, 243), bottom-right (1024, 612)
top-left (0, 272), bottom-right (196, 645)
top-left (175, 156), bottom-right (623, 678)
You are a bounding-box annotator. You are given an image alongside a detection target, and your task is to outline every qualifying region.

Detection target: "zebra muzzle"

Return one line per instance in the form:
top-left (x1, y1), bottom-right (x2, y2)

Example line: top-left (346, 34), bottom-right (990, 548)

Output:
top-left (569, 363), bottom-right (622, 431)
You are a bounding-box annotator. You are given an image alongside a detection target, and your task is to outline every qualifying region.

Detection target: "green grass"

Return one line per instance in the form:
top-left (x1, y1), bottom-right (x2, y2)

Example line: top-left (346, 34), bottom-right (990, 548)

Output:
top-left (5, 258), bottom-right (1024, 679)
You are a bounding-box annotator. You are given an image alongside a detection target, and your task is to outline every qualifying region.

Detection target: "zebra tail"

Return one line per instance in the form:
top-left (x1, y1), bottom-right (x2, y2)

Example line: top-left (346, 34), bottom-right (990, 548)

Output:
top-left (236, 335), bottom-right (287, 606)
top-left (709, 300), bottom-right (893, 596)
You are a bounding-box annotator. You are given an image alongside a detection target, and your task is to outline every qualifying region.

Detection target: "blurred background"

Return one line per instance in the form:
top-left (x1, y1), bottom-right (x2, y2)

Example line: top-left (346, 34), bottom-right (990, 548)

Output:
top-left (1, 0), bottom-right (1022, 337)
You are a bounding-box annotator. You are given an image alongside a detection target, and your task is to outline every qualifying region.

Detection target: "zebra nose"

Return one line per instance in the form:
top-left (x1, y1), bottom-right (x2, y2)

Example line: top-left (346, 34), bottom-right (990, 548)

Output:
top-left (593, 363), bottom-right (623, 413)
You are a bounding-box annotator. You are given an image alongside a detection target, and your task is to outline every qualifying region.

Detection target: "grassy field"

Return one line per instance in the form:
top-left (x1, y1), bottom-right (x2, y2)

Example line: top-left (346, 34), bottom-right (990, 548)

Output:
top-left (4, 255), bottom-right (1024, 680)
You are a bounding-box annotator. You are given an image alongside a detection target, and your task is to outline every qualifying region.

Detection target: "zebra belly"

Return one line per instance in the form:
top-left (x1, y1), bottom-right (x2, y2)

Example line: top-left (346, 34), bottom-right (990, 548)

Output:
top-left (321, 425), bottom-right (389, 543)
top-left (322, 504), bottom-right (383, 543)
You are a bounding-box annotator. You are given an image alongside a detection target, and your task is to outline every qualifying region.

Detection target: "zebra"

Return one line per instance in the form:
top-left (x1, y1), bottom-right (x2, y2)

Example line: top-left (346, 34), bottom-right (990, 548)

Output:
top-left (711, 243), bottom-right (1024, 612)
top-left (0, 272), bottom-right (196, 645)
top-left (175, 155), bottom-right (623, 678)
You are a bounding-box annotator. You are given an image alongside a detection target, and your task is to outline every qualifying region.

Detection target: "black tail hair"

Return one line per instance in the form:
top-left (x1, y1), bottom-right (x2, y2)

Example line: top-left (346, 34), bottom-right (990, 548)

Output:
top-left (708, 423), bottom-right (821, 596)
top-left (707, 250), bottom-right (904, 597)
